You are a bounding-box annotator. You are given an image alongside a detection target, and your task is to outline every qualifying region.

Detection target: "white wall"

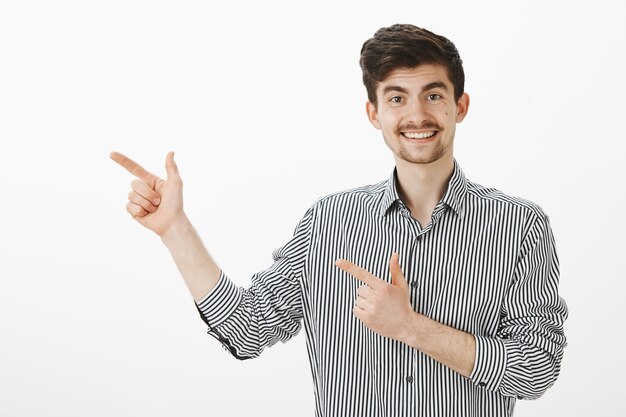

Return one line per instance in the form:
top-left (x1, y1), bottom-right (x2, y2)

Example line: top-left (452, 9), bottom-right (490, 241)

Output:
top-left (1, 1), bottom-right (623, 416)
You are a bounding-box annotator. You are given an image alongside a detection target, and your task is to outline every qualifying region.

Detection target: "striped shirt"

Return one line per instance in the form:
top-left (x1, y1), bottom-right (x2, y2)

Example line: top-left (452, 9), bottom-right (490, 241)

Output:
top-left (196, 160), bottom-right (568, 417)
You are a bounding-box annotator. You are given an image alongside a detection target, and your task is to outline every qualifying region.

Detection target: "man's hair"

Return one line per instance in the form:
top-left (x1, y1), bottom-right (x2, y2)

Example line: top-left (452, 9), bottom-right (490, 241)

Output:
top-left (359, 24), bottom-right (465, 106)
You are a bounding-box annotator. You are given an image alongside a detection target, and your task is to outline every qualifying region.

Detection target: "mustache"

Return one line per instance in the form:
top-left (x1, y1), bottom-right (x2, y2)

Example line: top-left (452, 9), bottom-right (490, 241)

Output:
top-left (394, 122), bottom-right (441, 134)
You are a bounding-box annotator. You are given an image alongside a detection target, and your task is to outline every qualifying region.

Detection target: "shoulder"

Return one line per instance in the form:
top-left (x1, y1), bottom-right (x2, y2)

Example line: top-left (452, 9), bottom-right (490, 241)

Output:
top-left (465, 179), bottom-right (550, 225)
top-left (308, 179), bottom-right (388, 216)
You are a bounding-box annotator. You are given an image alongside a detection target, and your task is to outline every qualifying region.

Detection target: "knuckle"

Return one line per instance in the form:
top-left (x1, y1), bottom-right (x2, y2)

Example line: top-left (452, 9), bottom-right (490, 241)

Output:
top-left (126, 202), bottom-right (143, 216)
top-left (131, 179), bottom-right (147, 192)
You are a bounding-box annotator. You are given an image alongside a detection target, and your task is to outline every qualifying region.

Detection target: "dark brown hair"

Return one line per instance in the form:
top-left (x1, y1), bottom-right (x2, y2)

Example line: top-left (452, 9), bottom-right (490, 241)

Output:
top-left (360, 24), bottom-right (465, 106)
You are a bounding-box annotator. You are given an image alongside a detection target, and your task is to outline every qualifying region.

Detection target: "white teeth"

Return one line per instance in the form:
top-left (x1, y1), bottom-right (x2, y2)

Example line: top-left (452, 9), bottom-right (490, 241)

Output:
top-left (403, 131), bottom-right (436, 139)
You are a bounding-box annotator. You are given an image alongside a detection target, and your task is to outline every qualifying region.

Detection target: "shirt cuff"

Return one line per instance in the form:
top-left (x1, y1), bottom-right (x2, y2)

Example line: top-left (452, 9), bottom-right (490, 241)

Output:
top-left (195, 271), bottom-right (242, 329)
top-left (469, 335), bottom-right (508, 392)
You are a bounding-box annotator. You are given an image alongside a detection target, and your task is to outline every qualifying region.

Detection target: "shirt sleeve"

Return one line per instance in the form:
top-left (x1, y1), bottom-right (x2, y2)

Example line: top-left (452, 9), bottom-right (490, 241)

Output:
top-left (470, 212), bottom-right (568, 399)
top-left (194, 206), bottom-right (314, 360)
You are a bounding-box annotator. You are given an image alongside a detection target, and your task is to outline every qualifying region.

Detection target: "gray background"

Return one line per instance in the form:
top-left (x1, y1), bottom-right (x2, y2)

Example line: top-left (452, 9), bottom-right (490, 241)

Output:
top-left (1, 0), bottom-right (623, 415)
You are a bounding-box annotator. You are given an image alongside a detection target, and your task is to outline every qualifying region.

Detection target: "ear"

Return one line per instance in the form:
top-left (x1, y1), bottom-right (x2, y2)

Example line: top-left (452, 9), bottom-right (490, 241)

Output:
top-left (455, 92), bottom-right (470, 123)
top-left (366, 101), bottom-right (382, 130)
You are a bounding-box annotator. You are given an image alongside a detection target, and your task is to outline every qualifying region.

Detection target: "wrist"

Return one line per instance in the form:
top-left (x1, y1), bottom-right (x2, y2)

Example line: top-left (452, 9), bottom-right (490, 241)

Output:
top-left (160, 213), bottom-right (193, 243)
top-left (400, 311), bottom-right (423, 348)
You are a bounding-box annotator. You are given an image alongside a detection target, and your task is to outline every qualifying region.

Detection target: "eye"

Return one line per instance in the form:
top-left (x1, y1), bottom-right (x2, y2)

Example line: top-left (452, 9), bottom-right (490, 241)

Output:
top-left (427, 93), bottom-right (442, 102)
top-left (389, 96), bottom-right (404, 104)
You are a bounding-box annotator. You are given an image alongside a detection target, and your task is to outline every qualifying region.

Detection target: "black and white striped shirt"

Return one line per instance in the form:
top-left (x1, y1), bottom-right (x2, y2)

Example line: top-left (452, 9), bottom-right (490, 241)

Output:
top-left (196, 160), bottom-right (568, 417)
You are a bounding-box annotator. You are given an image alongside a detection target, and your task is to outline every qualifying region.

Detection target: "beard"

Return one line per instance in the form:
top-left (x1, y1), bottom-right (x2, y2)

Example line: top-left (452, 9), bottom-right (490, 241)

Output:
top-left (396, 138), bottom-right (447, 164)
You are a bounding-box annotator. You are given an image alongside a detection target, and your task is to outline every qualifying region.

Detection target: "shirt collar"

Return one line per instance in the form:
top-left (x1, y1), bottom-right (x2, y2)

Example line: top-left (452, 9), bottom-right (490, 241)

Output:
top-left (378, 159), bottom-right (468, 217)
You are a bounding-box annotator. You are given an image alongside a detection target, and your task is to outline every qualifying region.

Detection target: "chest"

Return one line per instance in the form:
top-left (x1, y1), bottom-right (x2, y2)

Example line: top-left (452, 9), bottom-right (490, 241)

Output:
top-left (303, 206), bottom-right (525, 335)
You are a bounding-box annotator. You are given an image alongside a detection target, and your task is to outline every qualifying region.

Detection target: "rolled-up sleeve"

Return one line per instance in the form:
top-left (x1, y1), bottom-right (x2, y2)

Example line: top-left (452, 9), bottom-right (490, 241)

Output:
top-left (195, 207), bottom-right (314, 360)
top-left (470, 212), bottom-right (568, 399)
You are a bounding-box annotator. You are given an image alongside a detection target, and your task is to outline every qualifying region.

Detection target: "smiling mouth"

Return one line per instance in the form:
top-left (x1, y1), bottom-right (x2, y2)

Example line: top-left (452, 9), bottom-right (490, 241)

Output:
top-left (401, 131), bottom-right (437, 139)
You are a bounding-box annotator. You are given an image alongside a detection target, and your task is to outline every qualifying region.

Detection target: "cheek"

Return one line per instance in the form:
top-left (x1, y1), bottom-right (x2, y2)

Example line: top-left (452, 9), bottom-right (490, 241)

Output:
top-left (376, 114), bottom-right (392, 131)
top-left (381, 111), bottom-right (401, 126)
top-left (444, 108), bottom-right (459, 124)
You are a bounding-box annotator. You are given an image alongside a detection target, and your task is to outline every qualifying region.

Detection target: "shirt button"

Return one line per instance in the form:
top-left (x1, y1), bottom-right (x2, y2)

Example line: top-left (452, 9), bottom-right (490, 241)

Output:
top-left (478, 382), bottom-right (486, 388)
top-left (406, 376), bottom-right (414, 383)
top-left (411, 281), bottom-right (418, 289)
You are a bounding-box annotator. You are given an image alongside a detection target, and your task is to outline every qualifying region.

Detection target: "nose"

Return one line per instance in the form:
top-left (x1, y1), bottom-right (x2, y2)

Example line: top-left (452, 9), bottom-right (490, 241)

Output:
top-left (403, 98), bottom-right (429, 125)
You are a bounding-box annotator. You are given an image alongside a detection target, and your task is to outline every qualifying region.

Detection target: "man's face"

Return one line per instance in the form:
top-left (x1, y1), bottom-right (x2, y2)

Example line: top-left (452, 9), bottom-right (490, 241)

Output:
top-left (366, 64), bottom-right (469, 165)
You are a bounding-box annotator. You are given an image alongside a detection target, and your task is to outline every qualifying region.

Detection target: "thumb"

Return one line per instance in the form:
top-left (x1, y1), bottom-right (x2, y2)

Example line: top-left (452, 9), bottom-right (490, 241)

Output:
top-left (390, 252), bottom-right (407, 288)
top-left (165, 151), bottom-right (180, 180)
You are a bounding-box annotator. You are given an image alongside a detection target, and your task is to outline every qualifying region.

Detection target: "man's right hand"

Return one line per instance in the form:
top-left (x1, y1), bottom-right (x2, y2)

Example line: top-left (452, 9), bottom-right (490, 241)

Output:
top-left (111, 151), bottom-right (220, 301)
top-left (110, 151), bottom-right (185, 237)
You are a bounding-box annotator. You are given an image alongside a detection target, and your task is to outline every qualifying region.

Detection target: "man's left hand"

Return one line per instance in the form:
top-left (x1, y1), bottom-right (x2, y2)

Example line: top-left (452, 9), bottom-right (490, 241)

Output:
top-left (335, 253), bottom-right (417, 343)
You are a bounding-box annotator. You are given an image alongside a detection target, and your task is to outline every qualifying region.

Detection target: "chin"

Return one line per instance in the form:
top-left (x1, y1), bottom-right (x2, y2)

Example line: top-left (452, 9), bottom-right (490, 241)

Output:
top-left (397, 150), bottom-right (445, 165)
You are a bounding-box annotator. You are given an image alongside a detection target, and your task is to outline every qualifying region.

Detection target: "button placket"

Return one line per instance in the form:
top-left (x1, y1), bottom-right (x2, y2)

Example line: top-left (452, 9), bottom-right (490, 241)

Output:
top-left (408, 233), bottom-right (421, 291)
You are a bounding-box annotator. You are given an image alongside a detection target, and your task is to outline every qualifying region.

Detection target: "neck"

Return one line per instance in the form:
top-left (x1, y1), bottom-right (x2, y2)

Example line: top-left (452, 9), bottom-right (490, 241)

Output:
top-left (394, 153), bottom-right (454, 225)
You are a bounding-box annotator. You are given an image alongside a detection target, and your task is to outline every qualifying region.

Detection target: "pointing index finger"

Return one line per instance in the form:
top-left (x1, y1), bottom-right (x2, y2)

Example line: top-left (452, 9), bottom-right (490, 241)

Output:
top-left (335, 259), bottom-right (383, 289)
top-left (110, 151), bottom-right (161, 188)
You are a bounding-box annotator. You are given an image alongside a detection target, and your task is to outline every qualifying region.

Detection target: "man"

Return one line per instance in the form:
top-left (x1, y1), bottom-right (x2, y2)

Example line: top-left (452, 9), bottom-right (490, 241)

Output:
top-left (111, 24), bottom-right (567, 417)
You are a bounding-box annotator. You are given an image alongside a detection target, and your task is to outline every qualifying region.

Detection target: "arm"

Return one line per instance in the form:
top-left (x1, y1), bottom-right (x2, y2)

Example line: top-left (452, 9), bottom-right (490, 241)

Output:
top-left (336, 216), bottom-right (568, 397)
top-left (160, 216), bottom-right (221, 302)
top-left (110, 151), bottom-right (220, 301)
top-left (196, 208), bottom-right (313, 359)
top-left (470, 215), bottom-right (568, 399)
top-left (111, 151), bottom-right (311, 358)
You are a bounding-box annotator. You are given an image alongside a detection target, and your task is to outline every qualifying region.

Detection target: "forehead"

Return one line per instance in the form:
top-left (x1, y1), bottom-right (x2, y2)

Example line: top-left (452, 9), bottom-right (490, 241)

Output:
top-left (377, 64), bottom-right (453, 93)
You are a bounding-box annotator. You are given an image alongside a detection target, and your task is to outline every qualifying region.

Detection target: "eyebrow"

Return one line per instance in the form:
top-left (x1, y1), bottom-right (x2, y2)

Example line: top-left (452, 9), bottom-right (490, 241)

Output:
top-left (423, 81), bottom-right (449, 92)
top-left (382, 85), bottom-right (410, 95)
top-left (382, 81), bottom-right (449, 95)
